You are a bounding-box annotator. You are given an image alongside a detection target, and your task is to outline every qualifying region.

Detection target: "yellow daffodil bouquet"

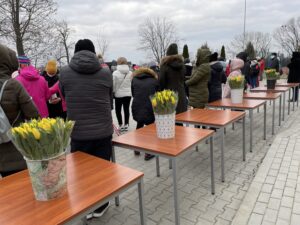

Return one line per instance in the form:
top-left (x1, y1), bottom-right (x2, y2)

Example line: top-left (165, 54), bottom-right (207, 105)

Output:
top-left (265, 69), bottom-right (280, 80)
top-left (151, 90), bottom-right (178, 115)
top-left (228, 75), bottom-right (245, 89)
top-left (10, 118), bottom-right (75, 160)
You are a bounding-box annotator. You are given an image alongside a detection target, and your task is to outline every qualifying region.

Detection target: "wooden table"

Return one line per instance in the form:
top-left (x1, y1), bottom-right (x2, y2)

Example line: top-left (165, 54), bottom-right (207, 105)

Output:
top-left (207, 98), bottom-right (267, 153)
top-left (112, 124), bottom-right (214, 225)
top-left (0, 152), bottom-right (146, 225)
top-left (251, 86), bottom-right (290, 121)
top-left (275, 83), bottom-right (300, 110)
top-left (243, 92), bottom-right (282, 134)
top-left (176, 109), bottom-right (246, 182)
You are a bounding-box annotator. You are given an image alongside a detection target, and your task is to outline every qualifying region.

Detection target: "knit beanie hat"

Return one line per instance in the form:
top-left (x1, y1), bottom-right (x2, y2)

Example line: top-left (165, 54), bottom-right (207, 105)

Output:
top-left (209, 52), bottom-right (218, 62)
top-left (18, 55), bottom-right (30, 65)
top-left (166, 43), bottom-right (178, 56)
top-left (46, 60), bottom-right (57, 75)
top-left (74, 39), bottom-right (96, 54)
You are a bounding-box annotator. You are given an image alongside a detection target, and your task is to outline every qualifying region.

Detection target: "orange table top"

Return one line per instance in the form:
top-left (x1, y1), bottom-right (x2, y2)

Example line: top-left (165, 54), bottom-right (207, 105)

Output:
top-left (275, 83), bottom-right (300, 87)
top-left (176, 109), bottom-right (245, 127)
top-left (207, 98), bottom-right (266, 109)
top-left (243, 92), bottom-right (281, 100)
top-left (251, 86), bottom-right (290, 93)
top-left (112, 124), bottom-right (214, 157)
top-left (0, 152), bottom-right (143, 225)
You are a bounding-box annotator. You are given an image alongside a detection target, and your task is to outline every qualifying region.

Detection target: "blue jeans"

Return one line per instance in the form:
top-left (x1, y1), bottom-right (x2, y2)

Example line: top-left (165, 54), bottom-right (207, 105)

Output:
top-left (249, 76), bottom-right (258, 88)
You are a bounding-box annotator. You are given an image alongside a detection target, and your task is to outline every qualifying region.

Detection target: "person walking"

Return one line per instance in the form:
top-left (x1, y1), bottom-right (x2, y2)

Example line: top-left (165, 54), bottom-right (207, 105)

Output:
top-left (287, 52), bottom-right (300, 102)
top-left (16, 65), bottom-right (51, 118)
top-left (112, 57), bottom-right (132, 132)
top-left (160, 43), bottom-right (187, 114)
top-left (59, 39), bottom-right (113, 219)
top-left (208, 52), bottom-right (227, 102)
top-left (0, 44), bottom-right (39, 177)
top-left (185, 48), bottom-right (211, 108)
top-left (131, 66), bottom-right (159, 160)
top-left (248, 60), bottom-right (260, 89)
top-left (269, 53), bottom-right (280, 72)
top-left (236, 52), bottom-right (250, 90)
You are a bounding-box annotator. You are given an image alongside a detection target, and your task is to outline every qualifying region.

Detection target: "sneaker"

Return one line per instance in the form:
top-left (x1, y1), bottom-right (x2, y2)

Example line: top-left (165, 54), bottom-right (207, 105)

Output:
top-left (144, 154), bottom-right (155, 161)
top-left (134, 151), bottom-right (141, 156)
top-left (122, 124), bottom-right (129, 131)
top-left (93, 202), bottom-right (110, 218)
top-left (86, 212), bottom-right (93, 220)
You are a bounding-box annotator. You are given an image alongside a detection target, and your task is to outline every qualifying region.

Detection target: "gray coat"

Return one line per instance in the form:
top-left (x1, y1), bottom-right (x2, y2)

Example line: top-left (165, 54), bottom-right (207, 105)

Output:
top-left (60, 50), bottom-right (113, 141)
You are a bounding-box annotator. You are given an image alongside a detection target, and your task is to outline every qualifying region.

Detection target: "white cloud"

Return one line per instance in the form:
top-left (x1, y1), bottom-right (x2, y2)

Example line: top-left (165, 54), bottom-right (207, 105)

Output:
top-left (57, 0), bottom-right (300, 62)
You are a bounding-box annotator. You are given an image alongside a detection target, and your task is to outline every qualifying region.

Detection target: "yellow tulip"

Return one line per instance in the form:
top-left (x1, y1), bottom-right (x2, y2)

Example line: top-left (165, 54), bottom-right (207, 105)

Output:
top-left (152, 99), bottom-right (157, 107)
top-left (31, 128), bottom-right (41, 140)
top-left (171, 96), bottom-right (175, 104)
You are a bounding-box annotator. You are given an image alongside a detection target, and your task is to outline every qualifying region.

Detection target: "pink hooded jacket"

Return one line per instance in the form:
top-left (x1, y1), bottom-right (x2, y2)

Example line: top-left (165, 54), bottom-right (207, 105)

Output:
top-left (16, 65), bottom-right (51, 118)
top-left (223, 58), bottom-right (244, 98)
top-left (49, 81), bottom-right (67, 112)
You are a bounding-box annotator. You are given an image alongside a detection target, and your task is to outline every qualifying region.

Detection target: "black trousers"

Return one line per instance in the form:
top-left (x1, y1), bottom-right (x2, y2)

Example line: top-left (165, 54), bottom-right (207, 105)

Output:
top-left (115, 97), bottom-right (131, 126)
top-left (292, 86), bottom-right (299, 101)
top-left (71, 136), bottom-right (112, 161)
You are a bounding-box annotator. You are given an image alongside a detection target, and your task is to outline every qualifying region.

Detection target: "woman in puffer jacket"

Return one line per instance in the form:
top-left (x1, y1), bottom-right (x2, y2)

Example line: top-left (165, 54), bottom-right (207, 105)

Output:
top-left (113, 57), bottom-right (132, 131)
top-left (223, 58), bottom-right (244, 98)
top-left (16, 65), bottom-right (51, 117)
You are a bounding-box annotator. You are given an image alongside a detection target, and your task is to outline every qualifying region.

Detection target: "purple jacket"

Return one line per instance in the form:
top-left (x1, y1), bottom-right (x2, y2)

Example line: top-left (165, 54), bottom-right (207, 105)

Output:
top-left (16, 66), bottom-right (51, 118)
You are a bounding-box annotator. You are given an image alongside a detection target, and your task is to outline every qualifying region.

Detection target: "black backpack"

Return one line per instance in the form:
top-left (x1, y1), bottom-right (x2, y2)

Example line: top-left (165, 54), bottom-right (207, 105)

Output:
top-left (249, 64), bottom-right (260, 77)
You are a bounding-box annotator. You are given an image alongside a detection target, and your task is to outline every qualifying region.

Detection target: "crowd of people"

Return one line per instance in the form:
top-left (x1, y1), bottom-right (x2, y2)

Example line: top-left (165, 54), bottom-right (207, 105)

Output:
top-left (1, 39), bottom-right (300, 219)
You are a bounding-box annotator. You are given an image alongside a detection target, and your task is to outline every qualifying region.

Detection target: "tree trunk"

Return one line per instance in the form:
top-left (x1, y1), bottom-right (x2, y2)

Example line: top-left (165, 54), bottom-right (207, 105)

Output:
top-left (12, 0), bottom-right (25, 55)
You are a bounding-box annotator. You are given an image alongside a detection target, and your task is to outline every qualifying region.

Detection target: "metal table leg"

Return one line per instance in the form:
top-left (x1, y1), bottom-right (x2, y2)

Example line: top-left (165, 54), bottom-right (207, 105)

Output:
top-left (112, 147), bottom-right (120, 206)
top-left (288, 88), bottom-right (291, 115)
top-left (156, 156), bottom-right (160, 177)
top-left (171, 158), bottom-right (180, 225)
top-left (210, 136), bottom-right (215, 195)
top-left (297, 85), bottom-right (299, 107)
top-left (243, 116), bottom-right (246, 161)
top-left (220, 127), bottom-right (225, 182)
top-left (250, 109), bottom-right (253, 153)
top-left (293, 87), bottom-right (296, 111)
top-left (232, 123), bottom-right (235, 130)
top-left (272, 99), bottom-right (275, 135)
top-left (283, 91), bottom-right (286, 121)
top-left (138, 179), bottom-right (147, 225)
top-left (279, 95), bottom-right (282, 126)
top-left (169, 159), bottom-right (172, 169)
top-left (263, 103), bottom-right (266, 140)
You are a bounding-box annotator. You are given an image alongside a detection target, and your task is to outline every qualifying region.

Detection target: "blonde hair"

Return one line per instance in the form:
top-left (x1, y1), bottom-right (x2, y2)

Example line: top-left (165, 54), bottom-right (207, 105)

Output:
top-left (117, 57), bottom-right (127, 65)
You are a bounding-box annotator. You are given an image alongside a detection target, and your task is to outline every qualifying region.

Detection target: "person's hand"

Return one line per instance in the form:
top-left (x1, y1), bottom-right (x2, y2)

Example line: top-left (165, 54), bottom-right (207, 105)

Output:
top-left (49, 97), bottom-right (61, 104)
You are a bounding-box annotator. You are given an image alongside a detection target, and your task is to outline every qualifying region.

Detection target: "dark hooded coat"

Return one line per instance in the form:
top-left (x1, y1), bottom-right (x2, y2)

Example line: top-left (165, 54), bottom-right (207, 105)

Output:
top-left (0, 44), bottom-right (39, 173)
top-left (209, 62), bottom-right (227, 102)
top-left (131, 67), bottom-right (159, 124)
top-left (159, 55), bottom-right (187, 114)
top-left (186, 48), bottom-right (211, 108)
top-left (59, 50), bottom-right (113, 141)
top-left (288, 52), bottom-right (300, 83)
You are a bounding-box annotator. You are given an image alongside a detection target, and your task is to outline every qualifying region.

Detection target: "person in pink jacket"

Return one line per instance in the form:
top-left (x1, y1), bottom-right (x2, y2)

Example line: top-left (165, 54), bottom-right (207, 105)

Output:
top-left (49, 81), bottom-right (67, 113)
top-left (16, 65), bottom-right (51, 118)
top-left (223, 58), bottom-right (244, 98)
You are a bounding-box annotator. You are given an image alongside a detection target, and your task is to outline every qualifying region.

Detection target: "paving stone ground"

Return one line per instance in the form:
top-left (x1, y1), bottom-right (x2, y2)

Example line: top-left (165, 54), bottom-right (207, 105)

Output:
top-left (86, 95), bottom-right (299, 225)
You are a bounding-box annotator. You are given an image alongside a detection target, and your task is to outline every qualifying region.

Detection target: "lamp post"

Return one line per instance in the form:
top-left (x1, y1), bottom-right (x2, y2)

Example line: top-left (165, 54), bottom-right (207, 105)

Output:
top-left (243, 0), bottom-right (247, 49)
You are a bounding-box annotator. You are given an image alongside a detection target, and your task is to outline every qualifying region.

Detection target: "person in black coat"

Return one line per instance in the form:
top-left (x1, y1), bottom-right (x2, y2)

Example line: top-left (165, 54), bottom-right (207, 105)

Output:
top-left (236, 51), bottom-right (250, 90)
top-left (184, 58), bottom-right (193, 98)
top-left (131, 67), bottom-right (159, 160)
top-left (288, 52), bottom-right (300, 101)
top-left (208, 52), bottom-right (227, 102)
top-left (160, 43), bottom-right (187, 114)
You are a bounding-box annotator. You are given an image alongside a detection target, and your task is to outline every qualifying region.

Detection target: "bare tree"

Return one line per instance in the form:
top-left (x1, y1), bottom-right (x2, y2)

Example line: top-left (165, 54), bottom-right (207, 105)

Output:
top-left (0, 0), bottom-right (57, 56)
top-left (273, 17), bottom-right (300, 56)
top-left (96, 27), bottom-right (109, 59)
top-left (138, 17), bottom-right (179, 64)
top-left (229, 31), bottom-right (272, 58)
top-left (55, 20), bottom-right (75, 64)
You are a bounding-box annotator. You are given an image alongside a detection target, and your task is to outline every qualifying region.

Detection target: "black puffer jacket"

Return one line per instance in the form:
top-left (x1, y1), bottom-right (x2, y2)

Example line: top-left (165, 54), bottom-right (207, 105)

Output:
top-left (160, 55), bottom-right (187, 114)
top-left (288, 53), bottom-right (300, 83)
top-left (131, 67), bottom-right (159, 124)
top-left (208, 62), bottom-right (227, 102)
top-left (59, 50), bottom-right (113, 141)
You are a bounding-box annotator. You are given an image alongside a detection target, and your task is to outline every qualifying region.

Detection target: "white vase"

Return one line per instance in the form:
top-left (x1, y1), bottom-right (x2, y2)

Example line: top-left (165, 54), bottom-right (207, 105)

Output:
top-left (155, 113), bottom-right (175, 139)
top-left (231, 88), bottom-right (243, 104)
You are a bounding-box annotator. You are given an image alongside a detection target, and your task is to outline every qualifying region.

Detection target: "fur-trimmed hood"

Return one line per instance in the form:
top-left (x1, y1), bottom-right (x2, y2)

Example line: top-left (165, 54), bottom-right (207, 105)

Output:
top-left (132, 67), bottom-right (158, 79)
top-left (160, 55), bottom-right (184, 70)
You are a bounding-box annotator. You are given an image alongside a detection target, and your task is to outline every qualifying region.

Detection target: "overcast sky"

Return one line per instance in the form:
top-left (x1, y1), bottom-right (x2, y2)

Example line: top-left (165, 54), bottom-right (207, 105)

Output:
top-left (57, 0), bottom-right (300, 63)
